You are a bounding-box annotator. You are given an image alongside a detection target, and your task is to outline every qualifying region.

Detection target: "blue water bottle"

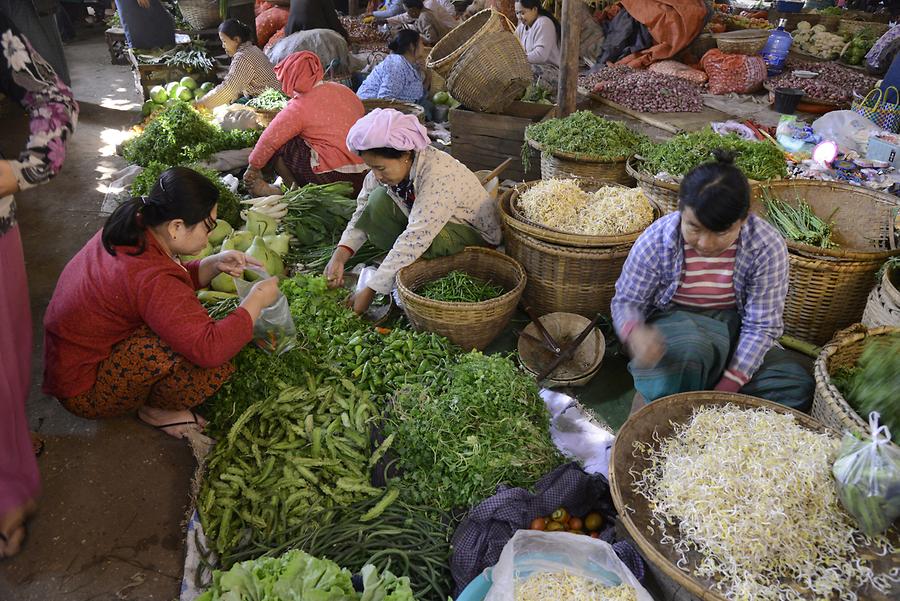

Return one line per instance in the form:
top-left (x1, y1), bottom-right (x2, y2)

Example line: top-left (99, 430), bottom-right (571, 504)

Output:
top-left (761, 18), bottom-right (793, 77)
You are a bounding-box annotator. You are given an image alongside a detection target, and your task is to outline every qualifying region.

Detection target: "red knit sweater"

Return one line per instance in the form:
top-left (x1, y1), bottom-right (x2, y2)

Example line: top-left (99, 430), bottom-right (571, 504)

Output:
top-left (42, 231), bottom-right (253, 399)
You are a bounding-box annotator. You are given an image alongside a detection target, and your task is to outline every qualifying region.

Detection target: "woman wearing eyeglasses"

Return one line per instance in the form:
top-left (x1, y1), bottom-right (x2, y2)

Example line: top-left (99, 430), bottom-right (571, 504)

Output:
top-left (42, 167), bottom-right (280, 439)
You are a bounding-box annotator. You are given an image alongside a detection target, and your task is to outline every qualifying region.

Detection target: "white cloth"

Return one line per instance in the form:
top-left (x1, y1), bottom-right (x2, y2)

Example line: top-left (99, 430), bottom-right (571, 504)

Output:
top-left (515, 15), bottom-right (561, 68)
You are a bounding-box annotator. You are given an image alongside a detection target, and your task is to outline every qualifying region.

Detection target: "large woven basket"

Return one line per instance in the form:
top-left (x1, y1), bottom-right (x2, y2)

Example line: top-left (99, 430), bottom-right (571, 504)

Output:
top-left (625, 157), bottom-right (680, 214)
top-left (752, 180), bottom-right (900, 345)
top-left (839, 19), bottom-right (891, 38)
top-left (395, 247), bottom-right (525, 350)
top-left (610, 391), bottom-right (898, 601)
top-left (812, 324), bottom-right (900, 449)
top-left (526, 139), bottom-right (633, 185)
top-left (445, 30), bottom-right (531, 114)
top-left (714, 30), bottom-right (769, 55)
top-left (361, 98), bottom-right (425, 123)
top-left (862, 266), bottom-right (900, 328)
top-left (500, 192), bottom-right (631, 317)
top-left (179, 0), bottom-right (221, 30)
top-left (426, 9), bottom-right (508, 77)
top-left (506, 179), bottom-right (657, 248)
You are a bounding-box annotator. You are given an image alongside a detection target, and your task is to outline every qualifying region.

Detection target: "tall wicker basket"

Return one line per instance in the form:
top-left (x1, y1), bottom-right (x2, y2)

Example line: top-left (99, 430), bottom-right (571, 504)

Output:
top-left (625, 157), bottom-right (680, 214)
top-left (525, 138), bottom-right (633, 185)
top-left (862, 266), bottom-right (900, 328)
top-left (395, 247), bottom-right (526, 350)
top-left (445, 30), bottom-right (531, 114)
top-left (426, 9), bottom-right (508, 77)
top-left (179, 0), bottom-right (221, 30)
top-left (812, 324), bottom-right (899, 450)
top-left (752, 180), bottom-right (900, 345)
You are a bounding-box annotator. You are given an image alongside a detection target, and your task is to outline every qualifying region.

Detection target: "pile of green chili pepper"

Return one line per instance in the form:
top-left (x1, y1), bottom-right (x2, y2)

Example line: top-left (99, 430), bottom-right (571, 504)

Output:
top-left (763, 190), bottom-right (839, 249)
top-left (418, 271), bottom-right (505, 303)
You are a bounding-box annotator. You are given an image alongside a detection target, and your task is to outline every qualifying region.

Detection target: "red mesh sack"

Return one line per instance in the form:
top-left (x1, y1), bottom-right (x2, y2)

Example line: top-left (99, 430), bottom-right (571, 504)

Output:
top-left (700, 49), bottom-right (767, 95)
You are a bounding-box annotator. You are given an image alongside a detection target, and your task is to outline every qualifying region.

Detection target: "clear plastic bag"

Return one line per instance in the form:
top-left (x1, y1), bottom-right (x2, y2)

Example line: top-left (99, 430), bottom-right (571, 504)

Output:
top-left (234, 275), bottom-right (298, 355)
top-left (484, 530), bottom-right (653, 601)
top-left (832, 412), bottom-right (900, 537)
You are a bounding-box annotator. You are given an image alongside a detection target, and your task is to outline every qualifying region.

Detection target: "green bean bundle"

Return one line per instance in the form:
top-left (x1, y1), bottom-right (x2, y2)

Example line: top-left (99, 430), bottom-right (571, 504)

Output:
top-left (418, 271), bottom-right (505, 303)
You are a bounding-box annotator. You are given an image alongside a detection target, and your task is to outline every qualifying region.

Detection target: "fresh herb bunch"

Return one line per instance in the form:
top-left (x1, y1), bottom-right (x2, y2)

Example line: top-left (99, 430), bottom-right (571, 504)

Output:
top-left (418, 271), bottom-right (504, 303)
top-left (524, 111), bottom-right (648, 160)
top-left (833, 333), bottom-right (900, 435)
top-left (639, 128), bottom-right (788, 180)
top-left (246, 88), bottom-right (289, 112)
top-left (521, 84), bottom-right (553, 105)
top-left (385, 352), bottom-right (562, 511)
top-left (130, 161), bottom-right (242, 227)
top-left (135, 43), bottom-right (215, 73)
top-left (763, 191), bottom-right (839, 249)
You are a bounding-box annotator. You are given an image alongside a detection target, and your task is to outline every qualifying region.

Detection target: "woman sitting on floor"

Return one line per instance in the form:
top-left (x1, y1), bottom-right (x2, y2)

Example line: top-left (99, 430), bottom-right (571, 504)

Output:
top-left (357, 30), bottom-right (431, 109)
top-left (386, 0), bottom-right (450, 46)
top-left (244, 51), bottom-right (368, 196)
top-left (514, 0), bottom-right (561, 89)
top-left (43, 167), bottom-right (280, 439)
top-left (611, 151), bottom-right (814, 411)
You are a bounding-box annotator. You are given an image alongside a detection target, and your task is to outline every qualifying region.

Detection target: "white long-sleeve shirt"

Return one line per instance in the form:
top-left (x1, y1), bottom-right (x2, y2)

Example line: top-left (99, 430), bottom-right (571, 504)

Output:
top-left (338, 146), bottom-right (502, 294)
top-left (515, 15), bottom-right (561, 67)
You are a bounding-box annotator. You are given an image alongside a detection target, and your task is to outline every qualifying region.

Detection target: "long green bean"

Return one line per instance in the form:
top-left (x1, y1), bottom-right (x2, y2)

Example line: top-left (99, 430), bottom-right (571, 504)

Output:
top-left (418, 271), bottom-right (504, 303)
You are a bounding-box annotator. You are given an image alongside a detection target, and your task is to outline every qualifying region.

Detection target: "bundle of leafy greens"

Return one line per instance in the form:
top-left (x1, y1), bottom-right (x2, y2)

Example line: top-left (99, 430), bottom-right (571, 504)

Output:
top-left (832, 333), bottom-right (900, 435)
top-left (638, 128), bottom-right (787, 180)
top-left (524, 110), bottom-right (648, 159)
top-left (130, 161), bottom-right (242, 227)
top-left (122, 102), bottom-right (260, 167)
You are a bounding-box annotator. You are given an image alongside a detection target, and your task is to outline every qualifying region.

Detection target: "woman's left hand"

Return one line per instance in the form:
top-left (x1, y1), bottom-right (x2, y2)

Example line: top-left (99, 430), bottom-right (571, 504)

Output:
top-left (347, 287), bottom-right (376, 315)
top-left (212, 250), bottom-right (263, 278)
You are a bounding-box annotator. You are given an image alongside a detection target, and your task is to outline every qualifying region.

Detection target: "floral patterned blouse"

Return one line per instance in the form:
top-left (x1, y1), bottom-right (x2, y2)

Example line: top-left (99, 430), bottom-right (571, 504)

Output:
top-left (338, 146), bottom-right (502, 294)
top-left (356, 54), bottom-right (425, 104)
top-left (0, 13), bottom-right (79, 238)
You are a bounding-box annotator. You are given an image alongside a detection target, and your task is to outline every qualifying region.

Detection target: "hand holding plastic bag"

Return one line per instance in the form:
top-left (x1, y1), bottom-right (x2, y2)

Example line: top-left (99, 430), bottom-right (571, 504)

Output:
top-left (832, 412), bottom-right (900, 536)
top-left (234, 274), bottom-right (298, 355)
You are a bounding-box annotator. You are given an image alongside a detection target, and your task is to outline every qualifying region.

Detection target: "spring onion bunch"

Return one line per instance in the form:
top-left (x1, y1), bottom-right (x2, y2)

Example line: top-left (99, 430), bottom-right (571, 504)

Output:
top-left (763, 190), bottom-right (839, 249)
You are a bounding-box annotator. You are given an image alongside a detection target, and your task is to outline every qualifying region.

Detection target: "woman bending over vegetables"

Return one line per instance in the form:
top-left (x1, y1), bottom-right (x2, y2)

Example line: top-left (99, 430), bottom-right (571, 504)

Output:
top-left (243, 51), bottom-right (368, 197)
top-left (611, 151), bottom-right (814, 411)
top-left (43, 167), bottom-right (280, 439)
top-left (514, 0), bottom-right (561, 89)
top-left (325, 109), bottom-right (502, 315)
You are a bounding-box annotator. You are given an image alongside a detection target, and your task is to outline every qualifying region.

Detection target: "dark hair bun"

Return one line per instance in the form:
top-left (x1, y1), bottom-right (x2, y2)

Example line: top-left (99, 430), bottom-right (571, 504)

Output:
top-left (712, 149), bottom-right (736, 165)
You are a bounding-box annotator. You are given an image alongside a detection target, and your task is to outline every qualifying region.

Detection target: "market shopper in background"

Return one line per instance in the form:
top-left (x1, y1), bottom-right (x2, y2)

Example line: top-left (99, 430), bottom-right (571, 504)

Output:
top-left (43, 167), bottom-right (280, 439)
top-left (514, 0), bottom-right (561, 89)
top-left (195, 19), bottom-right (280, 110)
top-left (367, 0), bottom-right (405, 22)
top-left (386, 0), bottom-right (449, 46)
top-left (0, 12), bottom-right (78, 558)
top-left (611, 152), bottom-right (814, 411)
top-left (112, 0), bottom-right (175, 50)
top-left (286, 0), bottom-right (349, 40)
top-left (244, 51), bottom-right (367, 195)
top-left (325, 108), bottom-right (501, 315)
top-left (357, 29), bottom-right (432, 113)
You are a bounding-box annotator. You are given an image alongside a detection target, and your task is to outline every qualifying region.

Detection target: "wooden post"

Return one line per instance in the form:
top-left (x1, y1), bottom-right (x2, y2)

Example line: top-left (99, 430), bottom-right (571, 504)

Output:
top-left (557, 0), bottom-right (580, 117)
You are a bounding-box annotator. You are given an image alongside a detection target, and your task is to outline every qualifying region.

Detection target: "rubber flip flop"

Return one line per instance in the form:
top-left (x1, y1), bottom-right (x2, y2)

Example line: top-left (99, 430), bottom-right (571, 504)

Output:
top-left (137, 409), bottom-right (204, 438)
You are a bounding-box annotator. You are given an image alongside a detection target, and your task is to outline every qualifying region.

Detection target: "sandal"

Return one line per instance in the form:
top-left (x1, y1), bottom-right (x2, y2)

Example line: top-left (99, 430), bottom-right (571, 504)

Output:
top-left (137, 409), bottom-right (205, 440)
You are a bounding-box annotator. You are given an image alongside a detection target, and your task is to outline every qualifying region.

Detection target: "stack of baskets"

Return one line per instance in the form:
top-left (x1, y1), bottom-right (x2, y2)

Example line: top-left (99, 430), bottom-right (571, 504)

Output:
top-left (361, 99), bottom-right (426, 123)
top-left (395, 247), bottom-right (526, 350)
top-left (426, 9), bottom-right (531, 114)
top-left (179, 0), bottom-right (221, 30)
top-left (500, 179), bottom-right (657, 317)
top-left (862, 263), bottom-right (900, 327)
top-left (625, 157), bottom-right (680, 214)
top-left (812, 324), bottom-right (899, 448)
top-left (527, 139), bottom-right (635, 185)
top-left (752, 180), bottom-right (900, 345)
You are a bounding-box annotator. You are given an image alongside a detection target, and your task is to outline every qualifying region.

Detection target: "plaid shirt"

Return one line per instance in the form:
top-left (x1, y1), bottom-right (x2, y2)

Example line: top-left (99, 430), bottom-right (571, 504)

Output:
top-left (611, 212), bottom-right (789, 382)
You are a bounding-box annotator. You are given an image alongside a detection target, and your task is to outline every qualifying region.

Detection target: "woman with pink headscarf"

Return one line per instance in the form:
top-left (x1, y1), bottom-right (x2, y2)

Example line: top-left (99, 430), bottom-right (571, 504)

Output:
top-left (325, 108), bottom-right (502, 315)
top-left (243, 51), bottom-right (368, 196)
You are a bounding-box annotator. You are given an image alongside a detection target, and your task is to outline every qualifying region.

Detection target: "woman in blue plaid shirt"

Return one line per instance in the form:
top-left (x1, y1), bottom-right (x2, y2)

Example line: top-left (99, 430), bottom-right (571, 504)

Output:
top-left (611, 152), bottom-right (814, 411)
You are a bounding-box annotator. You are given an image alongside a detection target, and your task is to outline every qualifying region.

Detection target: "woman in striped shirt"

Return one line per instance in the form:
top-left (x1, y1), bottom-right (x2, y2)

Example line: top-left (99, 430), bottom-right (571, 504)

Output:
top-left (611, 151), bottom-right (813, 411)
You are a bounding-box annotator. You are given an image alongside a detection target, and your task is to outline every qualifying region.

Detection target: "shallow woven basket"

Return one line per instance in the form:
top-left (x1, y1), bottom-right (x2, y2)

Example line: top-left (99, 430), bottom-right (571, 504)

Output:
top-left (361, 98), bottom-right (425, 123)
top-left (518, 312), bottom-right (606, 387)
top-left (395, 247), bottom-right (525, 350)
top-left (812, 324), bottom-right (900, 449)
top-left (625, 157), bottom-right (680, 214)
top-left (752, 180), bottom-right (900, 345)
top-left (500, 193), bottom-right (631, 317)
top-left (714, 30), bottom-right (769, 55)
top-left (506, 179), bottom-right (657, 248)
top-left (610, 391), bottom-right (898, 601)
top-left (254, 108), bottom-right (281, 127)
top-left (426, 9), bottom-right (508, 77)
top-left (525, 139), bottom-right (634, 185)
top-left (179, 0), bottom-right (221, 30)
top-left (839, 19), bottom-right (891, 38)
top-left (445, 30), bottom-right (531, 114)
top-left (862, 266), bottom-right (900, 328)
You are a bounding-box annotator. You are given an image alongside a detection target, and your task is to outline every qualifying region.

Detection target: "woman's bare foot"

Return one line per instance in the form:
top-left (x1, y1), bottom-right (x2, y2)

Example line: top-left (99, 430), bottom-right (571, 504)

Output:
top-left (0, 500), bottom-right (37, 559)
top-left (137, 406), bottom-right (208, 440)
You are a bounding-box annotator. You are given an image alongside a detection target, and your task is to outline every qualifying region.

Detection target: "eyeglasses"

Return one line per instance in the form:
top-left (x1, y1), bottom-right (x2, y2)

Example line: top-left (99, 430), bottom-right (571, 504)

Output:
top-left (203, 215), bottom-right (217, 233)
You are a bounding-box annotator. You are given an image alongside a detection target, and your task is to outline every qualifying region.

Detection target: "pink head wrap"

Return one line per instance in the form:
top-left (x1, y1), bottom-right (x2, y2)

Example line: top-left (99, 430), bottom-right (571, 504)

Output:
top-left (345, 108), bottom-right (430, 153)
top-left (275, 51), bottom-right (324, 96)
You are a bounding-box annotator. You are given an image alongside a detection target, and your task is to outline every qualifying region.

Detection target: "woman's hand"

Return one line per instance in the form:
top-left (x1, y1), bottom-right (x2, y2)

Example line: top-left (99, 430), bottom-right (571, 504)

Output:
top-left (347, 287), bottom-right (376, 315)
top-left (626, 324), bottom-right (666, 369)
top-left (324, 246), bottom-right (353, 289)
top-left (0, 160), bottom-right (19, 198)
top-left (214, 250), bottom-right (263, 277)
top-left (240, 276), bottom-right (281, 322)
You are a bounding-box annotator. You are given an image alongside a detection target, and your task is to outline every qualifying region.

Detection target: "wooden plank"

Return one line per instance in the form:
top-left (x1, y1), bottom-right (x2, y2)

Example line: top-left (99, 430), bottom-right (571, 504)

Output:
top-left (557, 0), bottom-right (580, 117)
top-left (451, 144), bottom-right (538, 181)
top-left (589, 93), bottom-right (731, 135)
top-left (451, 133), bottom-right (526, 157)
top-left (449, 111), bottom-right (532, 139)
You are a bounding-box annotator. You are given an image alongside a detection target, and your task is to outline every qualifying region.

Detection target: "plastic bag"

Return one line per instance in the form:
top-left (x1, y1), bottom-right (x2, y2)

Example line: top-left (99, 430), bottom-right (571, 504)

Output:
top-left (484, 530), bottom-right (653, 601)
top-left (648, 60), bottom-right (708, 84)
top-left (234, 275), bottom-right (298, 355)
top-left (700, 49), bottom-right (766, 95)
top-left (812, 110), bottom-right (886, 155)
top-left (832, 412), bottom-right (900, 537)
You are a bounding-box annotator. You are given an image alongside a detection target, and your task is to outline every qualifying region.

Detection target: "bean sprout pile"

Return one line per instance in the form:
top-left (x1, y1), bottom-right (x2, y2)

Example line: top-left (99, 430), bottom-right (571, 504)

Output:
top-left (515, 572), bottom-right (637, 601)
top-left (632, 404), bottom-right (899, 601)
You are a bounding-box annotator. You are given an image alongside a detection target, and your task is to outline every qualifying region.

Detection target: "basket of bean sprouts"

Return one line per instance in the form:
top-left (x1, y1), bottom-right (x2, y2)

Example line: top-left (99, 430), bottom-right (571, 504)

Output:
top-left (610, 392), bottom-right (900, 601)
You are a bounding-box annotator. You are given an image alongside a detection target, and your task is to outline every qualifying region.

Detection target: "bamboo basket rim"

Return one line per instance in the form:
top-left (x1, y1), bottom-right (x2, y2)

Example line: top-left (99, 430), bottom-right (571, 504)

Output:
top-left (752, 180), bottom-right (900, 261)
top-left (525, 137), bottom-right (632, 165)
top-left (395, 246), bottom-right (526, 310)
top-left (501, 180), bottom-right (657, 248)
top-left (425, 9), bottom-right (505, 73)
top-left (625, 156), bottom-right (681, 192)
top-left (505, 223), bottom-right (634, 259)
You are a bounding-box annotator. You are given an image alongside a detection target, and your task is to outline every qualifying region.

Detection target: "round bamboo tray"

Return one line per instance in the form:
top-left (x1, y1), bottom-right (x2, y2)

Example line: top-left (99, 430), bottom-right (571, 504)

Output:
top-left (610, 391), bottom-right (899, 601)
top-left (506, 179), bottom-right (657, 248)
top-left (625, 157), bottom-right (681, 215)
top-left (527, 139), bottom-right (634, 185)
top-left (752, 180), bottom-right (900, 345)
top-left (862, 266), bottom-right (900, 328)
top-left (426, 9), bottom-right (507, 77)
top-left (445, 30), bottom-right (531, 114)
top-left (714, 30), bottom-right (769, 55)
top-left (517, 312), bottom-right (605, 387)
top-left (395, 247), bottom-right (525, 350)
top-left (361, 99), bottom-right (425, 123)
top-left (812, 324), bottom-right (899, 450)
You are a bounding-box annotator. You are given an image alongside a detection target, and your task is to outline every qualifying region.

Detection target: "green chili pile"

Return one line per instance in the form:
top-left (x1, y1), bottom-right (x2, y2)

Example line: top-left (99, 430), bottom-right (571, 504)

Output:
top-left (418, 271), bottom-right (505, 303)
top-left (763, 191), bottom-right (839, 249)
top-left (524, 111), bottom-right (648, 160)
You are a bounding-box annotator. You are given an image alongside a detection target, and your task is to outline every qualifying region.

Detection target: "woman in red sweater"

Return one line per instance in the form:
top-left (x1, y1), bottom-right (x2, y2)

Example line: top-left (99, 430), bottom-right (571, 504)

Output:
top-left (43, 167), bottom-right (280, 439)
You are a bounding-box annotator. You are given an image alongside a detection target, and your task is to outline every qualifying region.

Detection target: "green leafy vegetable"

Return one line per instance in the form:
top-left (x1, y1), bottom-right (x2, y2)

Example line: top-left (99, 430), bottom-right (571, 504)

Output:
top-left (833, 333), bottom-right (900, 435)
top-left (418, 271), bottom-right (504, 303)
top-left (524, 110), bottom-right (648, 160)
top-left (246, 88), bottom-right (290, 112)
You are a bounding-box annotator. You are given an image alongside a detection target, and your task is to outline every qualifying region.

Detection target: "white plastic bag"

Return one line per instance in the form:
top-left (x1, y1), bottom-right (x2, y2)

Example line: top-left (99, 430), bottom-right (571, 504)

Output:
top-left (812, 110), bottom-right (886, 155)
top-left (234, 275), bottom-right (297, 355)
top-left (484, 531), bottom-right (653, 601)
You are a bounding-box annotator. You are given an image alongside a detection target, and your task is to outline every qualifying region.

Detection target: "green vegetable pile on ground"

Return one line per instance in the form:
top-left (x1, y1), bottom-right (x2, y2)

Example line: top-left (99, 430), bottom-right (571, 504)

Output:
top-left (123, 102), bottom-right (260, 167)
top-left (130, 161), bottom-right (242, 227)
top-left (638, 129), bottom-right (787, 180)
top-left (246, 88), bottom-right (289, 112)
top-left (832, 333), bottom-right (900, 435)
top-left (525, 110), bottom-right (647, 160)
top-left (385, 352), bottom-right (561, 511)
top-left (418, 271), bottom-right (504, 303)
top-left (763, 191), bottom-right (839, 249)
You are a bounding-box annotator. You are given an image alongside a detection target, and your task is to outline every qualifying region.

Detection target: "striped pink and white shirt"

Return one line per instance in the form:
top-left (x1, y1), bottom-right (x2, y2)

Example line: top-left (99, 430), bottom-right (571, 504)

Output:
top-left (671, 244), bottom-right (737, 309)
